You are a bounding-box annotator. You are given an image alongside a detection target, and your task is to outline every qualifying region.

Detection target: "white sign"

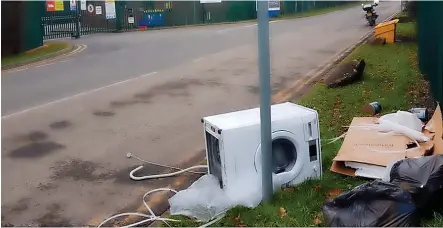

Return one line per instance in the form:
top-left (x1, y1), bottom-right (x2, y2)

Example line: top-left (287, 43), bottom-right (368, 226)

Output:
top-left (95, 6), bottom-right (102, 15)
top-left (268, 1), bottom-right (280, 11)
top-left (105, 0), bottom-right (116, 19)
top-left (128, 17), bottom-right (135, 24)
top-left (70, 0), bottom-right (76, 11)
top-left (256, 0), bottom-right (280, 11)
top-left (87, 4), bottom-right (94, 13)
top-left (81, 0), bottom-right (87, 10)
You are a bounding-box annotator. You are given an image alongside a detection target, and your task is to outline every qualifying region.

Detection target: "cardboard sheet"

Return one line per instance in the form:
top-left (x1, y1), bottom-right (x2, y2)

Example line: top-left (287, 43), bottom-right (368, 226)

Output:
top-left (331, 104), bottom-right (442, 177)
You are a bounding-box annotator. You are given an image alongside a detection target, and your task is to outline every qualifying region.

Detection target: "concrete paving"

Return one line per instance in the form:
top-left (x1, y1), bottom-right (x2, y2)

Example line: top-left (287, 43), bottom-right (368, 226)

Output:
top-left (1, 2), bottom-right (400, 226)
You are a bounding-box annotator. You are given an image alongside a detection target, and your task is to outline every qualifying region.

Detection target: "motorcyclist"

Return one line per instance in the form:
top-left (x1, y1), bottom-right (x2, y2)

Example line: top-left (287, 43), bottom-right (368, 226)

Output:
top-left (362, 0), bottom-right (379, 26)
top-left (362, 0), bottom-right (378, 9)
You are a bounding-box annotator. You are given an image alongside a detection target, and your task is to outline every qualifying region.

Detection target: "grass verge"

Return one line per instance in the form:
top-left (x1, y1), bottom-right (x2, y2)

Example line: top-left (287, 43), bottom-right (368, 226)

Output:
top-left (169, 19), bottom-right (442, 227)
top-left (396, 21), bottom-right (417, 41)
top-left (1, 42), bottom-right (69, 67)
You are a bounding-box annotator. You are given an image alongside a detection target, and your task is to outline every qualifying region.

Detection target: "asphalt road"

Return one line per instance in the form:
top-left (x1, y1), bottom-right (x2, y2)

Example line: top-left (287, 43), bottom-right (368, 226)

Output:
top-left (1, 2), bottom-right (400, 226)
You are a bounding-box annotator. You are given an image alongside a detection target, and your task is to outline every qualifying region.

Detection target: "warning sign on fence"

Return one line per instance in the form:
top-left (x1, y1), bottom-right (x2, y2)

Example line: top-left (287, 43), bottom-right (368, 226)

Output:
top-left (70, 0), bottom-right (76, 11)
top-left (46, 0), bottom-right (64, 12)
top-left (87, 4), bottom-right (94, 13)
top-left (81, 0), bottom-right (86, 10)
top-left (95, 6), bottom-right (102, 15)
top-left (105, 0), bottom-right (116, 19)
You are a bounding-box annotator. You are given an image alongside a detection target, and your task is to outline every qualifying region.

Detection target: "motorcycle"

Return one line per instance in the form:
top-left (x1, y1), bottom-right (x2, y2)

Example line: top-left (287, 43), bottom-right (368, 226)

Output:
top-left (362, 2), bottom-right (378, 26)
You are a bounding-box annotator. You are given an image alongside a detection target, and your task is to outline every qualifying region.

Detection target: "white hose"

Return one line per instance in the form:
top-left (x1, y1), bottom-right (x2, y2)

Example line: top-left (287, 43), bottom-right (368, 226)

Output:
top-left (130, 165), bottom-right (208, 180)
top-left (197, 214), bottom-right (224, 228)
top-left (98, 153), bottom-right (217, 228)
top-left (127, 153), bottom-right (206, 175)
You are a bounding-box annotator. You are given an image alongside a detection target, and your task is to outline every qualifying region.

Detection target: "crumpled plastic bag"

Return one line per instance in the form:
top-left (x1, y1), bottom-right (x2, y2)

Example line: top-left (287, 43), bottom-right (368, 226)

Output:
top-left (379, 111), bottom-right (424, 132)
top-left (168, 174), bottom-right (232, 222)
top-left (389, 155), bottom-right (443, 213)
top-left (350, 110), bottom-right (429, 142)
top-left (323, 180), bottom-right (418, 227)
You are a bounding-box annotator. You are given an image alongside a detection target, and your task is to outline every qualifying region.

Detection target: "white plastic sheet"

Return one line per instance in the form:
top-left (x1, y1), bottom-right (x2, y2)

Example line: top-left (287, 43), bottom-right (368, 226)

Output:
top-left (168, 174), bottom-right (263, 222)
top-left (168, 175), bottom-right (230, 222)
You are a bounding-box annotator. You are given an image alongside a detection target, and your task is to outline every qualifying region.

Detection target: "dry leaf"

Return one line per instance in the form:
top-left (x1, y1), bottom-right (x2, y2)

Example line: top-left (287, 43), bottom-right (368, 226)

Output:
top-left (313, 185), bottom-right (321, 191)
top-left (233, 214), bottom-right (246, 227)
top-left (283, 187), bottom-right (296, 193)
top-left (327, 188), bottom-right (342, 200)
top-left (279, 207), bottom-right (287, 217)
top-left (313, 216), bottom-right (322, 225)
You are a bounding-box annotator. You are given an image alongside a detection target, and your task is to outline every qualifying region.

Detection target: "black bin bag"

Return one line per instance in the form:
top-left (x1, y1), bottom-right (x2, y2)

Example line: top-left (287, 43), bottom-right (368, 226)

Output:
top-left (323, 180), bottom-right (418, 227)
top-left (389, 155), bottom-right (443, 214)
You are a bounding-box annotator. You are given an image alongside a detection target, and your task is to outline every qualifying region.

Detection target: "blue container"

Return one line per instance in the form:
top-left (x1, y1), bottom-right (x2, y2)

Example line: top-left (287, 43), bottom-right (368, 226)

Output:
top-left (151, 13), bottom-right (165, 27)
top-left (139, 13), bottom-right (152, 27)
top-left (268, 9), bottom-right (280, 18)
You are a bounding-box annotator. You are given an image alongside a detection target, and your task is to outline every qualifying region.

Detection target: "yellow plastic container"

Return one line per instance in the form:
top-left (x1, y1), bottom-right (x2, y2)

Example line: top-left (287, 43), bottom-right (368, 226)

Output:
top-left (374, 19), bottom-right (399, 44)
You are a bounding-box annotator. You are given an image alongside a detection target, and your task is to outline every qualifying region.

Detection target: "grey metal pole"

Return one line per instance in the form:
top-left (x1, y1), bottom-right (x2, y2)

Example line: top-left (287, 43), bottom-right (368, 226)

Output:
top-left (257, 0), bottom-right (273, 202)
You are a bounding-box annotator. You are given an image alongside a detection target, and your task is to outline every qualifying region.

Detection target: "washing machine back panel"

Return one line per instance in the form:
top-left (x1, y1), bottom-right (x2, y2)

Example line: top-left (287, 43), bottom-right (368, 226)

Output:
top-left (205, 130), bottom-right (224, 188)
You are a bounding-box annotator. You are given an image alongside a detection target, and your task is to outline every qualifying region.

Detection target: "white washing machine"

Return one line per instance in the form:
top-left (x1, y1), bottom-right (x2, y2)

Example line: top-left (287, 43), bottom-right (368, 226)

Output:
top-left (202, 102), bottom-right (322, 205)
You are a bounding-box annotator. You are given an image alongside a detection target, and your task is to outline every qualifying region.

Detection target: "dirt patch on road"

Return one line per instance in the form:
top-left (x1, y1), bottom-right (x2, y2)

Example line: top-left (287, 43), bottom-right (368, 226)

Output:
top-left (49, 120), bottom-right (72, 130)
top-left (34, 203), bottom-right (72, 227)
top-left (9, 197), bottom-right (31, 213)
top-left (49, 158), bottom-right (172, 187)
top-left (50, 159), bottom-right (112, 182)
top-left (6, 130), bottom-right (65, 159)
top-left (110, 78), bottom-right (222, 109)
top-left (17, 131), bottom-right (48, 142)
top-left (37, 182), bottom-right (59, 191)
top-left (9, 142), bottom-right (65, 159)
top-left (93, 111), bottom-right (115, 117)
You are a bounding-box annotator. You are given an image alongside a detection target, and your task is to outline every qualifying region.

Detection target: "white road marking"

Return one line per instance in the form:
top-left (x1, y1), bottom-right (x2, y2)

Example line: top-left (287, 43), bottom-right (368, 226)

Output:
top-left (5, 67), bottom-right (29, 73)
top-left (217, 23), bottom-right (257, 33)
top-left (216, 19), bottom-right (281, 33)
top-left (35, 62), bottom-right (56, 68)
top-left (60, 60), bottom-right (69, 63)
top-left (2, 71), bottom-right (158, 119)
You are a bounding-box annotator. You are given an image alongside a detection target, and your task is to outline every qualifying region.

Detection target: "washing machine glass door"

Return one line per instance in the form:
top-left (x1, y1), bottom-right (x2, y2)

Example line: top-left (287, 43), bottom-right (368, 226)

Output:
top-left (254, 131), bottom-right (306, 181)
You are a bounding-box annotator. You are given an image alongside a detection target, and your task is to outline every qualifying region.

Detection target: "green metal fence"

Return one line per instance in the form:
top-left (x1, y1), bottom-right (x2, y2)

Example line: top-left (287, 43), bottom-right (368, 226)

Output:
top-left (2, 1), bottom-right (43, 56)
top-left (163, 1), bottom-right (204, 26)
top-left (40, 1), bottom-right (355, 40)
top-left (281, 1), bottom-right (348, 15)
top-left (42, 0), bottom-right (119, 40)
top-left (417, 1), bottom-right (443, 106)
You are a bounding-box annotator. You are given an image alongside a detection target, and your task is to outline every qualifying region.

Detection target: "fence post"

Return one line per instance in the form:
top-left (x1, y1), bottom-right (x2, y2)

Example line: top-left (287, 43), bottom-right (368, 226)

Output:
top-left (74, 0), bottom-right (81, 38)
top-left (115, 0), bottom-right (123, 32)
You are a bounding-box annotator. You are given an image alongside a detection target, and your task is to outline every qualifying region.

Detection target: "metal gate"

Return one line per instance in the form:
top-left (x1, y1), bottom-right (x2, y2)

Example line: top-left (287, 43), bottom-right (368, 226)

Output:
top-left (42, 0), bottom-right (119, 40)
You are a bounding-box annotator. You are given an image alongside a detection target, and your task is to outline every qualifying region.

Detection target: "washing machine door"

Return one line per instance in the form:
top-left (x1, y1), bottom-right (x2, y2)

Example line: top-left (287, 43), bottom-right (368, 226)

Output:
top-left (254, 130), bottom-right (307, 187)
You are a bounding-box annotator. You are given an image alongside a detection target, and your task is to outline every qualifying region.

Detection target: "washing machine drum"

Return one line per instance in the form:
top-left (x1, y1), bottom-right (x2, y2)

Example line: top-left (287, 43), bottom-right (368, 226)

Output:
top-left (255, 131), bottom-right (307, 186)
top-left (272, 138), bottom-right (297, 174)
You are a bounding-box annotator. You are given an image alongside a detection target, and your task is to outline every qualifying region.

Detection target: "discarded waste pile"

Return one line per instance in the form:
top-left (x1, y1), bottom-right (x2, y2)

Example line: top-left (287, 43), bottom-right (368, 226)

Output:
top-left (99, 102), bottom-right (323, 227)
top-left (323, 104), bottom-right (443, 227)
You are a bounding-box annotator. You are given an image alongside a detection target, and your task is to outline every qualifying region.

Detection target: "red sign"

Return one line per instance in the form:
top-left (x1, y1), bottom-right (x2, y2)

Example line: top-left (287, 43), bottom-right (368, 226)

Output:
top-left (46, 1), bottom-right (55, 12)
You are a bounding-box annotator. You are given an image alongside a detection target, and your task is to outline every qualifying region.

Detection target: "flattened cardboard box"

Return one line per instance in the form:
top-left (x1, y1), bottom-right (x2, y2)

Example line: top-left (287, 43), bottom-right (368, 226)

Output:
top-left (331, 104), bottom-right (443, 177)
